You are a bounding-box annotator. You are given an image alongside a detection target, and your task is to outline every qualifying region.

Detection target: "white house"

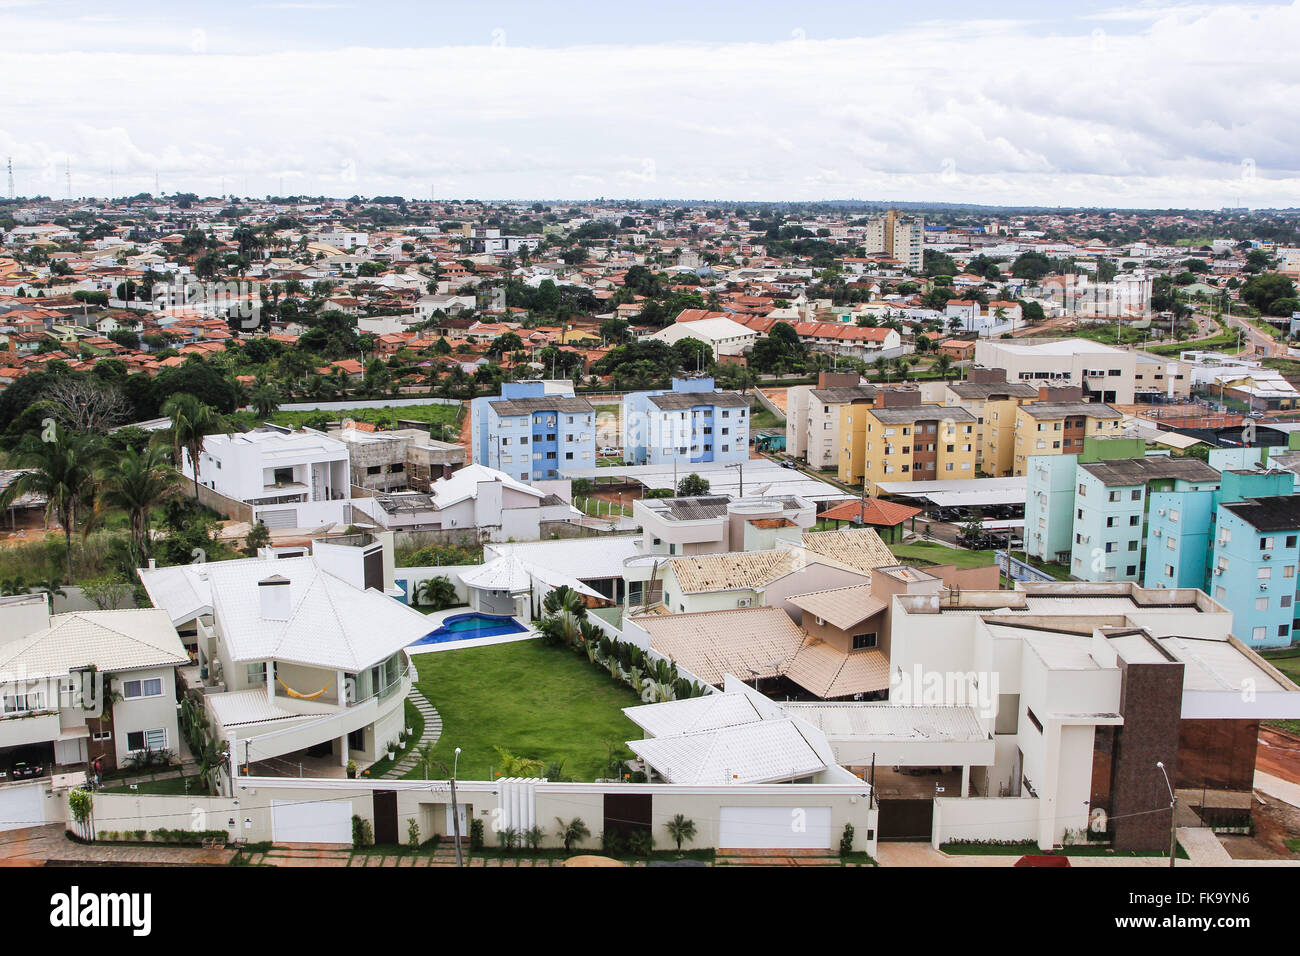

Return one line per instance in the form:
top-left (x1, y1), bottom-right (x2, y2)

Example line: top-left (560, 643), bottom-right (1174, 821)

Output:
top-left (0, 592), bottom-right (189, 790)
top-left (648, 316), bottom-right (758, 357)
top-left (183, 426), bottom-right (353, 530)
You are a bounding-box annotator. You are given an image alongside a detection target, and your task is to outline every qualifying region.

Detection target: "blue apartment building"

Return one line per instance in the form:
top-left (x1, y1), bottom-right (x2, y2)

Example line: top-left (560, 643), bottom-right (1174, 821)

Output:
top-left (1068, 455), bottom-right (1221, 583)
top-left (621, 376), bottom-right (750, 466)
top-left (1211, 494), bottom-right (1300, 648)
top-left (470, 381), bottom-right (596, 482)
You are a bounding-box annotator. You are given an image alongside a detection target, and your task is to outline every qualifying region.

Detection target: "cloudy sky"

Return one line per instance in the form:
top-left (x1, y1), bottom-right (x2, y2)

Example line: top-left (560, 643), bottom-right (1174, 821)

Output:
top-left (2, 0), bottom-right (1298, 207)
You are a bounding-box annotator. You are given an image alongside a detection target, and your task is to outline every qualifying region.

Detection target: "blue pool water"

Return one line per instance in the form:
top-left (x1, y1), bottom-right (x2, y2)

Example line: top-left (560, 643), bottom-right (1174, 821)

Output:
top-left (410, 612), bottom-right (528, 647)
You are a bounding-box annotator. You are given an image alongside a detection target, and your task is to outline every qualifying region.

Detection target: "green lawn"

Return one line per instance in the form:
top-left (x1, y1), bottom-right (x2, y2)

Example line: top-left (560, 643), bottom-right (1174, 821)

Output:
top-left (890, 541), bottom-right (996, 569)
top-left (941, 840), bottom-right (1189, 859)
top-left (234, 402), bottom-right (461, 436)
top-left (406, 640), bottom-right (642, 782)
top-left (101, 774), bottom-right (209, 796)
top-left (749, 401), bottom-right (785, 430)
top-left (1261, 649), bottom-right (1300, 688)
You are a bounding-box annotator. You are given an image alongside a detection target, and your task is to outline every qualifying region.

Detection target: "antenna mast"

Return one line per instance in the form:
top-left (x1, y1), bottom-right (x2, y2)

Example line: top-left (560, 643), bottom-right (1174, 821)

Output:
top-left (6, 157), bottom-right (13, 200)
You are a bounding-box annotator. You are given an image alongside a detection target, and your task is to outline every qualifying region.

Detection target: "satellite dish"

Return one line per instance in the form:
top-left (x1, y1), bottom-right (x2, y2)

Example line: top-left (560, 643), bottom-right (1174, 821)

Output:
top-left (753, 482), bottom-right (773, 497)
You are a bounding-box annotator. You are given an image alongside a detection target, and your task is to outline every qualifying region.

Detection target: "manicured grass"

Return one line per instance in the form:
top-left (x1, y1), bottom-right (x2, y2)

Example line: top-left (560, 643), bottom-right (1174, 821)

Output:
top-left (234, 403), bottom-right (461, 434)
top-left (749, 401), bottom-right (785, 430)
top-left (406, 640), bottom-right (642, 782)
top-left (889, 541), bottom-right (996, 570)
top-left (1260, 649), bottom-right (1300, 688)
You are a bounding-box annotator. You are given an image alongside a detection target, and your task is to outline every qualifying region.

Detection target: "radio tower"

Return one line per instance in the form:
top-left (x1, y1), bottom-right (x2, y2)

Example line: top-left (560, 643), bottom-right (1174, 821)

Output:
top-left (6, 157), bottom-right (13, 200)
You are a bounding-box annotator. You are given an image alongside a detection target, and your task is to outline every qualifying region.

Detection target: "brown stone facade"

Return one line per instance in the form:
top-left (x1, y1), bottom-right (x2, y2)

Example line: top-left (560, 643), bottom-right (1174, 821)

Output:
top-left (1109, 658), bottom-right (1184, 852)
top-left (1176, 719), bottom-right (1259, 791)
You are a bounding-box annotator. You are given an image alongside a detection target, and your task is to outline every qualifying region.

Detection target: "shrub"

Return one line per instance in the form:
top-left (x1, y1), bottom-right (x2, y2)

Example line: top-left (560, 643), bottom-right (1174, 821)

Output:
top-left (839, 823), bottom-right (855, 857)
top-left (352, 815), bottom-right (374, 848)
top-left (407, 818), bottom-right (421, 847)
top-left (469, 818), bottom-right (484, 851)
top-left (626, 828), bottom-right (654, 857)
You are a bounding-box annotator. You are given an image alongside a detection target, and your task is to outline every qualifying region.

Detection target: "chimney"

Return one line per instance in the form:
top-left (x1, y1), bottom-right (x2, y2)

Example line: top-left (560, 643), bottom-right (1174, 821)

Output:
top-left (147, 558), bottom-right (156, 570)
top-left (258, 574), bottom-right (292, 620)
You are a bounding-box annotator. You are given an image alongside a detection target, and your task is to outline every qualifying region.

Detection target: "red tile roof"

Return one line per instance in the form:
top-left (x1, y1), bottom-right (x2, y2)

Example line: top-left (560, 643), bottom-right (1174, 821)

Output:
top-left (818, 498), bottom-right (922, 527)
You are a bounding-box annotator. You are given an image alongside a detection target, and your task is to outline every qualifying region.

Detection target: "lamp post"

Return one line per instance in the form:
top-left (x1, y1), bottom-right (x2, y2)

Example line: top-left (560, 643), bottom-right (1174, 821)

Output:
top-left (1156, 760), bottom-right (1177, 869)
top-left (450, 746), bottom-right (464, 868)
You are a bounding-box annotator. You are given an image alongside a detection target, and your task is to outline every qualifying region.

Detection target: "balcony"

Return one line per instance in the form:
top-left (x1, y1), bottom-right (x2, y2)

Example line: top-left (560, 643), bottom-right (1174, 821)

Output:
top-left (0, 710), bottom-right (61, 749)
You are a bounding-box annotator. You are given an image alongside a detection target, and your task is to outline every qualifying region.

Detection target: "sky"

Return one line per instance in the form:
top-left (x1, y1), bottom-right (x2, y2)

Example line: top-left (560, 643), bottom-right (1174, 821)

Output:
top-left (1, 0), bottom-right (1298, 208)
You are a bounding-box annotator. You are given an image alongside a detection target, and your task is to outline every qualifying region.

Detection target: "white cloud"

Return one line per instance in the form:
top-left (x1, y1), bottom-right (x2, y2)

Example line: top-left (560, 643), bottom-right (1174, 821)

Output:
top-left (1, 2), bottom-right (1298, 205)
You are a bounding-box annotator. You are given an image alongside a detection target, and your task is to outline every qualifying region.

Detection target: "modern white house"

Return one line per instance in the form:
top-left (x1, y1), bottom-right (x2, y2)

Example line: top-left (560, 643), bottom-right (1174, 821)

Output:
top-left (0, 592), bottom-right (189, 810)
top-left (647, 316), bottom-right (758, 357)
top-left (138, 532), bottom-right (429, 785)
top-left (182, 425), bottom-right (353, 530)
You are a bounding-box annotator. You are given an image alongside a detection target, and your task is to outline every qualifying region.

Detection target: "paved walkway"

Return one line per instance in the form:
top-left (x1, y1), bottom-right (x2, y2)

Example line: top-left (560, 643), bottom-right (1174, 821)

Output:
top-left (382, 686), bottom-right (441, 779)
top-left (0, 825), bottom-right (236, 866)
top-left (1255, 770), bottom-right (1300, 809)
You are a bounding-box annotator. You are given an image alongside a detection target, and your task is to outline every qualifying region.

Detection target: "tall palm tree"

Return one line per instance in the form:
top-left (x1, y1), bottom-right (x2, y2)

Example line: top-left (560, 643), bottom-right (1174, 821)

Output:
top-left (249, 376), bottom-right (281, 419)
top-left (95, 444), bottom-right (183, 566)
top-left (0, 426), bottom-right (98, 579)
top-left (157, 393), bottom-right (225, 501)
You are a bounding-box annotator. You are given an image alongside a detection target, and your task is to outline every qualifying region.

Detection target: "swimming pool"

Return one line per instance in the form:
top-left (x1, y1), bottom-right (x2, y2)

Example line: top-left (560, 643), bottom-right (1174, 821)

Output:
top-left (410, 612), bottom-right (528, 647)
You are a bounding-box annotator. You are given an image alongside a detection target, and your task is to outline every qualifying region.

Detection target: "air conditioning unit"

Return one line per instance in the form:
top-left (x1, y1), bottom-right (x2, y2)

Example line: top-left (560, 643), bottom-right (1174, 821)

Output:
top-left (1157, 509), bottom-right (1166, 517)
top-left (1263, 553), bottom-right (1272, 560)
top-left (1260, 583), bottom-right (1269, 591)
top-left (736, 598), bottom-right (751, 608)
top-left (1154, 529), bottom-right (1162, 537)
top-left (1214, 568), bottom-right (1223, 575)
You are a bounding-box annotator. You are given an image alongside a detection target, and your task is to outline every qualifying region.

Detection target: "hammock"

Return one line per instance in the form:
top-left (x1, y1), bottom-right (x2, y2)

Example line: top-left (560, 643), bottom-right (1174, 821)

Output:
top-left (277, 677), bottom-right (331, 700)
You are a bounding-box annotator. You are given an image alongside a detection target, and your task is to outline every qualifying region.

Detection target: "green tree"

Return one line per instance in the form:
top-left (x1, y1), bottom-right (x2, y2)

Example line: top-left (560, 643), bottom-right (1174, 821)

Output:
top-left (555, 816), bottom-right (590, 853)
top-left (157, 393), bottom-right (226, 500)
top-left (676, 473), bottom-right (710, 497)
top-left (0, 425), bottom-right (98, 579)
top-left (664, 813), bottom-right (697, 852)
top-left (94, 444), bottom-right (183, 566)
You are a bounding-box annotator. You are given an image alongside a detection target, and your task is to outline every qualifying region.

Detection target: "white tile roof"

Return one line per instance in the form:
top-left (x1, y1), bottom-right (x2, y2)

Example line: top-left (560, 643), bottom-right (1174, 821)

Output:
top-left (623, 693), bottom-right (767, 738)
top-left (206, 555), bottom-right (430, 670)
top-left (136, 562), bottom-right (215, 625)
top-left (426, 463), bottom-right (543, 509)
top-left (628, 716), bottom-right (828, 785)
top-left (206, 688), bottom-right (308, 729)
top-left (484, 536), bottom-right (641, 580)
top-left (0, 609), bottom-right (188, 679)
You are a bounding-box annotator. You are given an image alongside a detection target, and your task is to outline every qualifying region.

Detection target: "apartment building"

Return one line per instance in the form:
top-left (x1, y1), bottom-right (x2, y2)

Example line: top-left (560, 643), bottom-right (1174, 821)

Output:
top-left (184, 426), bottom-right (353, 530)
top-left (1068, 456), bottom-right (1221, 583)
top-left (1133, 353), bottom-right (1192, 403)
top-left (1146, 468), bottom-right (1294, 593)
top-left (1210, 495), bottom-right (1300, 649)
top-left (622, 376), bottom-right (750, 466)
top-left (839, 390), bottom-right (978, 492)
top-left (470, 380), bottom-right (596, 481)
top-left (941, 368), bottom-right (1039, 477)
top-left (861, 209), bottom-right (924, 271)
top-left (785, 372), bottom-right (875, 470)
top-left (974, 339), bottom-right (1138, 405)
top-left (1012, 398), bottom-right (1125, 476)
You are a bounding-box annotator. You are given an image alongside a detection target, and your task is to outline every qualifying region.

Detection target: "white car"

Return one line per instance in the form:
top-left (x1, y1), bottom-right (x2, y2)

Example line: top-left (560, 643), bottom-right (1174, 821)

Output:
top-left (599, 446), bottom-right (621, 457)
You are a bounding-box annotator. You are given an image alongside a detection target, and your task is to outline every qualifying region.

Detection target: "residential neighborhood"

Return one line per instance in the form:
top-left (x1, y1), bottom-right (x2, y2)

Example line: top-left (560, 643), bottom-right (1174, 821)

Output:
top-left (0, 0), bottom-right (1296, 934)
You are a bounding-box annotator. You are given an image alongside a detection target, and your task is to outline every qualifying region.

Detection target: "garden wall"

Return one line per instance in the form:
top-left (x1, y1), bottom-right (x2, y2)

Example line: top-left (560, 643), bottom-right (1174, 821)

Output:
top-left (930, 795), bottom-right (1042, 850)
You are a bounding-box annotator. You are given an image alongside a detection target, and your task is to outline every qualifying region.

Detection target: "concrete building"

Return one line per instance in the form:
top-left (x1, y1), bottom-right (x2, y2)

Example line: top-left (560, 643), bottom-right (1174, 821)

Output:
top-left (838, 390), bottom-right (978, 493)
top-left (647, 316), bottom-right (758, 357)
top-left (1211, 494), bottom-right (1300, 649)
top-left (862, 209), bottom-right (924, 271)
top-left (942, 368), bottom-right (1039, 477)
top-left (974, 339), bottom-right (1139, 405)
top-left (470, 380), bottom-right (596, 482)
top-left (621, 376), bottom-right (750, 466)
top-left (1068, 456), bottom-right (1221, 583)
top-left (330, 423), bottom-right (464, 493)
top-left (785, 372), bottom-right (875, 470)
top-left (184, 426), bottom-right (353, 530)
top-left (1012, 398), bottom-right (1125, 476)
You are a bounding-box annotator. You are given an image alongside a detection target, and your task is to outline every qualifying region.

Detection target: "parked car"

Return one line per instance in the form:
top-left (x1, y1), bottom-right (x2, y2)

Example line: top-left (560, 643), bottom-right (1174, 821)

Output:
top-left (781, 460), bottom-right (799, 469)
top-left (599, 447), bottom-right (621, 457)
top-left (2, 748), bottom-right (46, 780)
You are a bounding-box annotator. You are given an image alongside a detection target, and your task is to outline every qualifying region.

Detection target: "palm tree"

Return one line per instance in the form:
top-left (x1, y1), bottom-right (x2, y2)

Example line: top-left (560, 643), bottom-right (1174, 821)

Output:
top-left (414, 741), bottom-right (444, 780)
top-left (0, 426), bottom-right (98, 579)
top-left (249, 376), bottom-right (281, 419)
top-left (555, 816), bottom-right (589, 853)
top-left (541, 585), bottom-right (587, 644)
top-left (933, 353), bottom-right (953, 381)
top-left (664, 814), bottom-right (696, 852)
top-left (157, 394), bottom-right (225, 501)
top-left (95, 444), bottom-right (183, 566)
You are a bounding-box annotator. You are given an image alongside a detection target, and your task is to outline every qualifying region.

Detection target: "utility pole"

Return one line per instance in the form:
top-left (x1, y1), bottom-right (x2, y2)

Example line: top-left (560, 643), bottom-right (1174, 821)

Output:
top-left (450, 747), bottom-right (464, 868)
top-left (7, 156), bottom-right (14, 199)
top-left (1156, 761), bottom-right (1177, 869)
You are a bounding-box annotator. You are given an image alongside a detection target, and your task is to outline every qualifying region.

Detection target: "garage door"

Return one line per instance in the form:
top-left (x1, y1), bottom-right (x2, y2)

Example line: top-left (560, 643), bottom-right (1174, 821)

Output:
top-left (719, 806), bottom-right (832, 849)
top-left (271, 799), bottom-right (352, 844)
top-left (0, 782), bottom-right (49, 832)
top-left (257, 508), bottom-right (299, 530)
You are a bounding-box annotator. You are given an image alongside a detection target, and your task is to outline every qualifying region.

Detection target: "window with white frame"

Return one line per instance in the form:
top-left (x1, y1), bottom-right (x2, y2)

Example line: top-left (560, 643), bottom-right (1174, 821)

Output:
top-left (126, 728), bottom-right (167, 752)
top-left (121, 677), bottom-right (163, 699)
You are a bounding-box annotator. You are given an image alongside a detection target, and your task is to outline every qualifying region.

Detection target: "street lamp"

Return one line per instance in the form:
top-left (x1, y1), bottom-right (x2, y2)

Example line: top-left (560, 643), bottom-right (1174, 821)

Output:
top-left (1156, 760), bottom-right (1177, 869)
top-left (450, 746), bottom-right (464, 868)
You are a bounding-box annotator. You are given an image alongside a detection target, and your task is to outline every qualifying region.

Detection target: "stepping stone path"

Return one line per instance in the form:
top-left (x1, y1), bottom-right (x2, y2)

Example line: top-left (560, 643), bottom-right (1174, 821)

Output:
top-left (382, 686), bottom-right (442, 779)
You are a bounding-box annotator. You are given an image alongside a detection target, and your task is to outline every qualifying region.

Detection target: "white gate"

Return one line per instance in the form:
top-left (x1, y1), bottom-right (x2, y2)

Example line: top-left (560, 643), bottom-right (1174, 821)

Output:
top-left (718, 805), bottom-right (833, 849)
top-left (257, 508), bottom-right (299, 530)
top-left (0, 782), bottom-right (50, 832)
top-left (270, 798), bottom-right (352, 844)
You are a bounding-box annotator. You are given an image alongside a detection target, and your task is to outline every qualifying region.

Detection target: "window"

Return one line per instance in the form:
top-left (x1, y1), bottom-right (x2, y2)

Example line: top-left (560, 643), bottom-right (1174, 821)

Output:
top-left (1078, 484), bottom-right (1087, 496)
top-left (1283, 595), bottom-right (1293, 609)
top-left (1126, 565), bottom-right (1136, 576)
top-left (1130, 515), bottom-right (1141, 526)
top-left (1282, 625), bottom-right (1291, 638)
top-left (1164, 564), bottom-right (1174, 577)
top-left (1215, 586), bottom-right (1227, 600)
top-left (1289, 536), bottom-right (1298, 549)
top-left (1286, 566), bottom-right (1296, 579)
top-left (92, 730), bottom-right (112, 742)
top-left (1261, 537), bottom-right (1275, 551)
top-left (852, 632), bottom-right (878, 650)
top-left (1128, 541), bottom-right (1139, 551)
top-left (1108, 491), bottom-right (1120, 503)
top-left (1259, 567), bottom-right (1272, 580)
top-left (122, 677), bottom-right (163, 699)
top-left (1131, 490), bottom-right (1141, 501)
top-left (2, 691), bottom-right (46, 714)
top-left (1257, 597), bottom-right (1270, 611)
top-left (1253, 627), bottom-right (1267, 641)
top-left (246, 662), bottom-right (266, 685)
top-left (126, 729), bottom-right (167, 752)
